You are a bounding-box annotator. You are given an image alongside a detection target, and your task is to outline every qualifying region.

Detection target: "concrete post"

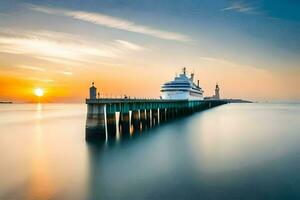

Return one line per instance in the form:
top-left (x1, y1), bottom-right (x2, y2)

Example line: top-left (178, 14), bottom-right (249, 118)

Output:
top-left (106, 113), bottom-right (116, 138)
top-left (178, 107), bottom-right (185, 117)
top-left (140, 109), bottom-right (146, 130)
top-left (188, 106), bottom-right (194, 114)
top-left (119, 112), bottom-right (130, 135)
top-left (85, 104), bottom-right (106, 141)
top-left (159, 108), bottom-right (166, 123)
top-left (152, 108), bottom-right (158, 126)
top-left (146, 109), bottom-right (151, 128)
top-left (131, 110), bottom-right (140, 132)
top-left (166, 108), bottom-right (173, 121)
top-left (172, 107), bottom-right (178, 118)
top-left (106, 104), bottom-right (116, 138)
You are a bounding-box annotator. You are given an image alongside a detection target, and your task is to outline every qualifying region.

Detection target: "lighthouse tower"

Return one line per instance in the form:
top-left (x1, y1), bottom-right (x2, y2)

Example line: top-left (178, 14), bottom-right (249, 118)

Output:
top-left (214, 83), bottom-right (220, 100)
top-left (89, 82), bottom-right (97, 99)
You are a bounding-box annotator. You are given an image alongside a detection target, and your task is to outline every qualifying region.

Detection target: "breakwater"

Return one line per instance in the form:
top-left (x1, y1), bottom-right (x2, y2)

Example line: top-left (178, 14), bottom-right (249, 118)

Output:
top-left (85, 98), bottom-right (227, 141)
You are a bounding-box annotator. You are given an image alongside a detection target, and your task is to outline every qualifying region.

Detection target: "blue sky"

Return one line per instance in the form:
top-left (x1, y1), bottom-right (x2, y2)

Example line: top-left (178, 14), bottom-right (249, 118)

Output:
top-left (0, 0), bottom-right (299, 101)
top-left (1, 0), bottom-right (299, 67)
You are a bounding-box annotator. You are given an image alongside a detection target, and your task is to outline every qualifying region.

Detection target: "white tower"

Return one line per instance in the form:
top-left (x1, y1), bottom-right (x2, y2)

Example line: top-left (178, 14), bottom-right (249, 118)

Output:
top-left (215, 83), bottom-right (220, 100)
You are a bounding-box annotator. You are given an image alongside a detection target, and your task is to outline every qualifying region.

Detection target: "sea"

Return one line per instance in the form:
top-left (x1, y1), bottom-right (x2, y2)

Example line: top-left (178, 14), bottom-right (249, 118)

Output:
top-left (0, 103), bottom-right (299, 200)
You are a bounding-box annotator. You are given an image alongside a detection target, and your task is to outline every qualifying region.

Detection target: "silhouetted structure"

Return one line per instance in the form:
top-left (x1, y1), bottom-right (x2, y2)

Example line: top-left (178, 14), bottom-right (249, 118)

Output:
top-left (89, 82), bottom-right (97, 100)
top-left (85, 83), bottom-right (227, 141)
top-left (204, 83), bottom-right (220, 100)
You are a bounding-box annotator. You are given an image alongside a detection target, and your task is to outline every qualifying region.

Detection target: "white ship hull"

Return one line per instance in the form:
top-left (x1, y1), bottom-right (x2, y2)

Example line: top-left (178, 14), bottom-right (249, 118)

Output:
top-left (160, 68), bottom-right (204, 101)
top-left (161, 91), bottom-right (203, 100)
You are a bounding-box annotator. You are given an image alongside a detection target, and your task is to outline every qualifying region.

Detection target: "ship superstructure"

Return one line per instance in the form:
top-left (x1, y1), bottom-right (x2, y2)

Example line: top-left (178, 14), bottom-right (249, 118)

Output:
top-left (160, 68), bottom-right (204, 100)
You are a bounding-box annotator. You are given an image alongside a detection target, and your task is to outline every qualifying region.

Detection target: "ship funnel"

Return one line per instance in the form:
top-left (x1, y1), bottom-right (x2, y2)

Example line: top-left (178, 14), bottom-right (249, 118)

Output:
top-left (191, 73), bottom-right (194, 81)
top-left (197, 80), bottom-right (199, 87)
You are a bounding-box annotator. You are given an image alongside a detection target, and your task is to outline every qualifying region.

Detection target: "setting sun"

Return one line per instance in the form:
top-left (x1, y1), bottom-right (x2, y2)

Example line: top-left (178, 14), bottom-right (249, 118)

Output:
top-left (34, 88), bottom-right (44, 97)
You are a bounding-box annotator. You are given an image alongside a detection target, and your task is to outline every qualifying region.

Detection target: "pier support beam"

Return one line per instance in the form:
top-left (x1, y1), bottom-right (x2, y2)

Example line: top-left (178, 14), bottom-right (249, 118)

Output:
top-left (119, 112), bottom-right (130, 135)
top-left (177, 107), bottom-right (185, 117)
top-left (152, 108), bottom-right (158, 126)
top-left (159, 108), bottom-right (166, 123)
top-left (86, 104), bottom-right (106, 141)
top-left (140, 109), bottom-right (146, 130)
top-left (187, 106), bottom-right (193, 115)
top-left (106, 104), bottom-right (117, 138)
top-left (146, 109), bottom-right (151, 128)
top-left (131, 110), bottom-right (140, 133)
top-left (172, 107), bottom-right (178, 118)
top-left (166, 108), bottom-right (173, 121)
top-left (106, 113), bottom-right (116, 138)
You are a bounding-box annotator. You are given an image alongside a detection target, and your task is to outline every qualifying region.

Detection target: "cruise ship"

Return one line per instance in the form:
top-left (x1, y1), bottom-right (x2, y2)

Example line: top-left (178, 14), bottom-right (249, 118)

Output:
top-left (161, 68), bottom-right (204, 100)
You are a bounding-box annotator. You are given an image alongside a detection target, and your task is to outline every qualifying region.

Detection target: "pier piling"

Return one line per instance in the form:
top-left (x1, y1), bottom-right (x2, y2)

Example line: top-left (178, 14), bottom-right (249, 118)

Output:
top-left (119, 112), bottom-right (130, 135)
top-left (86, 98), bottom-right (227, 141)
top-left (86, 104), bottom-right (106, 140)
top-left (140, 109), bottom-right (146, 130)
top-left (131, 110), bottom-right (140, 133)
top-left (152, 109), bottom-right (158, 127)
top-left (146, 109), bottom-right (151, 128)
top-left (159, 108), bottom-right (166, 123)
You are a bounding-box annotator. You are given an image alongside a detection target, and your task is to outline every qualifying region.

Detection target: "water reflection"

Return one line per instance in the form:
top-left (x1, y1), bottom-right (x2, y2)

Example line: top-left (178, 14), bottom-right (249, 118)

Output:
top-left (0, 104), bottom-right (88, 200)
top-left (85, 127), bottom-right (179, 199)
top-left (84, 103), bottom-right (300, 199)
top-left (1, 103), bottom-right (300, 200)
top-left (86, 143), bottom-right (104, 200)
top-left (27, 104), bottom-right (54, 200)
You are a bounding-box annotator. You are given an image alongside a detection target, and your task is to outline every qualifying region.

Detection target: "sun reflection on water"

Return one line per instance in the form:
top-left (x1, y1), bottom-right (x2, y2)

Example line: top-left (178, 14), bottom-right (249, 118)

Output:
top-left (26, 104), bottom-right (54, 200)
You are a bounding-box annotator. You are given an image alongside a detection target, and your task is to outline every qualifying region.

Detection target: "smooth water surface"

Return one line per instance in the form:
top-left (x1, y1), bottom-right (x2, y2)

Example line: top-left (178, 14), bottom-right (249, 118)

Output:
top-left (0, 103), bottom-right (300, 200)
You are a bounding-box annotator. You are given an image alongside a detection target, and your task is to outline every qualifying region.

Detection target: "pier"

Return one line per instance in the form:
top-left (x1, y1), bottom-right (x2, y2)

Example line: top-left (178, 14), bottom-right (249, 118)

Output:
top-left (85, 98), bottom-right (227, 141)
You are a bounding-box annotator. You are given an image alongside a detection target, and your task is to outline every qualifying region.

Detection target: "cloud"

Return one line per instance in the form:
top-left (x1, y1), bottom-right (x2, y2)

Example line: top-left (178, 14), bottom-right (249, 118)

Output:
top-left (27, 77), bottom-right (54, 82)
top-left (0, 28), bottom-right (146, 66)
top-left (16, 64), bottom-right (73, 76)
top-left (34, 56), bottom-right (82, 66)
top-left (221, 1), bottom-right (256, 14)
top-left (96, 62), bottom-right (123, 67)
top-left (114, 40), bottom-right (145, 51)
top-left (18, 65), bottom-right (46, 72)
top-left (28, 5), bottom-right (191, 42)
top-left (0, 33), bottom-right (116, 60)
top-left (57, 71), bottom-right (73, 75)
top-left (198, 56), bottom-right (257, 69)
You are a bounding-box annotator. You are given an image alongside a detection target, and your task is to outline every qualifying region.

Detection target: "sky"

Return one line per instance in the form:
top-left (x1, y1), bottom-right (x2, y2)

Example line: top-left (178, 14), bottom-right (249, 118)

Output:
top-left (0, 0), bottom-right (299, 102)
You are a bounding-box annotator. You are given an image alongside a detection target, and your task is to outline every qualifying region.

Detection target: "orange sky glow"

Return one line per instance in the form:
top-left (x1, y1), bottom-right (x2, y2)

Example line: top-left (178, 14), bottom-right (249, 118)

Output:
top-left (0, 2), bottom-right (300, 103)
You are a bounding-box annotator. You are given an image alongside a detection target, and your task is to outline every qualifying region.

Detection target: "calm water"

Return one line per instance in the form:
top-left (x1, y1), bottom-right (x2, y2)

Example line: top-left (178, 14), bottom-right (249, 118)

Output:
top-left (0, 103), bottom-right (300, 200)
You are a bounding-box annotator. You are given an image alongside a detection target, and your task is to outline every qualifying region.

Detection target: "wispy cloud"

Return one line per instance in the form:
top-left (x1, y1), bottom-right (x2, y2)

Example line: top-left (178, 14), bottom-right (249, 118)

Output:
top-left (16, 64), bottom-right (73, 76)
top-left (18, 65), bottom-right (46, 72)
top-left (97, 62), bottom-right (123, 67)
top-left (28, 4), bottom-right (191, 42)
top-left (27, 77), bottom-right (54, 82)
top-left (198, 56), bottom-right (257, 69)
top-left (34, 56), bottom-right (82, 66)
top-left (0, 33), bottom-right (115, 60)
top-left (114, 40), bottom-right (145, 51)
top-left (57, 71), bottom-right (73, 76)
top-left (221, 1), bottom-right (257, 14)
top-left (0, 28), bottom-right (146, 66)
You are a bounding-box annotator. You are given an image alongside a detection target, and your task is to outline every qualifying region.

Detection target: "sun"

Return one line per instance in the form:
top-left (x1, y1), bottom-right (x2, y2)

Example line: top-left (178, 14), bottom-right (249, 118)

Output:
top-left (34, 88), bottom-right (44, 97)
